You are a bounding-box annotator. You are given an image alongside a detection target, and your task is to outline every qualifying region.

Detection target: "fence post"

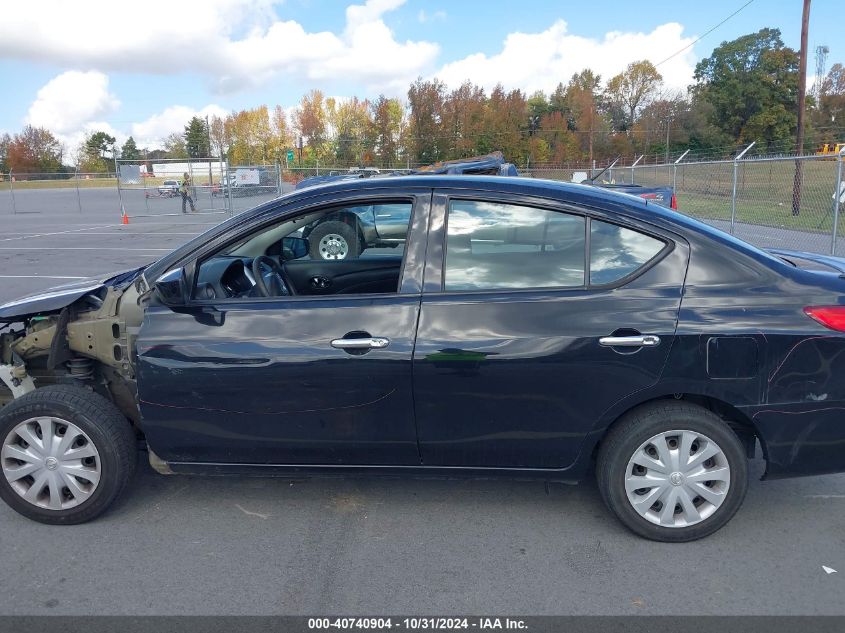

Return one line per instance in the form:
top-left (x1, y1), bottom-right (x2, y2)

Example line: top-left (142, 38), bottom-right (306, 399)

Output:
top-left (630, 154), bottom-right (644, 185)
top-left (74, 166), bottom-right (82, 213)
top-left (832, 149), bottom-right (845, 256)
top-left (113, 150), bottom-right (126, 221)
top-left (730, 142), bottom-right (756, 235)
top-left (227, 163), bottom-right (234, 216)
top-left (673, 150), bottom-right (690, 194)
top-left (143, 168), bottom-right (151, 215)
top-left (276, 161), bottom-right (282, 196)
top-left (208, 158), bottom-right (214, 210)
top-left (9, 170), bottom-right (15, 214)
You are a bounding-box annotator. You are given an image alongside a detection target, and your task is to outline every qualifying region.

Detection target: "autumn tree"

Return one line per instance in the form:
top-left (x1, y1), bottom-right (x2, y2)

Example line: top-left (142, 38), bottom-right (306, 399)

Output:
top-left (484, 85), bottom-right (527, 161)
top-left (7, 126), bottom-right (63, 173)
top-left (606, 61), bottom-right (663, 128)
top-left (442, 82), bottom-right (486, 158)
top-left (326, 97), bottom-right (371, 165)
top-left (294, 90), bottom-right (328, 162)
top-left (162, 132), bottom-right (188, 159)
top-left (209, 115), bottom-right (231, 159)
top-left (271, 105), bottom-right (292, 162)
top-left (369, 95), bottom-right (404, 166)
top-left (566, 70), bottom-right (603, 164)
top-left (408, 77), bottom-right (446, 164)
top-left (814, 63), bottom-right (845, 141)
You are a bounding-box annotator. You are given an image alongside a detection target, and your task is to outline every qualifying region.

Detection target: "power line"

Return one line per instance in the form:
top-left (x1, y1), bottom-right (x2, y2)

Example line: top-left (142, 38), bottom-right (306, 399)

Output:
top-left (655, 0), bottom-right (757, 67)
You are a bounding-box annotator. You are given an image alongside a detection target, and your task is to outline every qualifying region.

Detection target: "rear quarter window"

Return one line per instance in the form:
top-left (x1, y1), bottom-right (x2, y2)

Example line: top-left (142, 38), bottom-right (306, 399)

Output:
top-left (589, 220), bottom-right (665, 285)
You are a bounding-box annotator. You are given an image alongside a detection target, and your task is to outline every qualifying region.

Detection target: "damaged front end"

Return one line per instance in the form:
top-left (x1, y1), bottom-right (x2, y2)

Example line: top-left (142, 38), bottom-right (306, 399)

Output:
top-left (0, 268), bottom-right (151, 426)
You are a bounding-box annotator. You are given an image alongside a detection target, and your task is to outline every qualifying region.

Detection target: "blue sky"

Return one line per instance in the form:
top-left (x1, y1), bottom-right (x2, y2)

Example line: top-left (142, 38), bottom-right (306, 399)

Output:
top-left (0, 0), bottom-right (839, 154)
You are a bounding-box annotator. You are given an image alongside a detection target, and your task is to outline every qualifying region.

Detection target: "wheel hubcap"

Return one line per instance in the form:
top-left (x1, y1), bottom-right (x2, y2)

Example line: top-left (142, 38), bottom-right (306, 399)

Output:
top-left (624, 429), bottom-right (730, 528)
top-left (319, 234), bottom-right (349, 260)
top-left (2, 417), bottom-right (101, 510)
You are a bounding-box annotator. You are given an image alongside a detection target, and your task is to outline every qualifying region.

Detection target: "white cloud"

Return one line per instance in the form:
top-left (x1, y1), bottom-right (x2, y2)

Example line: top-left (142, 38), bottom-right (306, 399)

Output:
top-left (26, 71), bottom-right (119, 135)
top-left (435, 20), bottom-right (696, 94)
top-left (25, 71), bottom-right (120, 155)
top-left (131, 104), bottom-right (229, 148)
top-left (0, 0), bottom-right (438, 94)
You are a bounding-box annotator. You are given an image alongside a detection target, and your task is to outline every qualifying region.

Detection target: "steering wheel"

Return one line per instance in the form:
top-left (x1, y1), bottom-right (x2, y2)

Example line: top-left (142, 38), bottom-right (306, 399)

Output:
top-left (251, 256), bottom-right (294, 297)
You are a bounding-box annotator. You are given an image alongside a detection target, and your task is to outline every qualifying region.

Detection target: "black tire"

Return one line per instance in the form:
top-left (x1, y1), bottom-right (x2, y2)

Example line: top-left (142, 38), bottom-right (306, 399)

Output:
top-left (596, 401), bottom-right (748, 542)
top-left (0, 384), bottom-right (137, 525)
top-left (308, 220), bottom-right (361, 260)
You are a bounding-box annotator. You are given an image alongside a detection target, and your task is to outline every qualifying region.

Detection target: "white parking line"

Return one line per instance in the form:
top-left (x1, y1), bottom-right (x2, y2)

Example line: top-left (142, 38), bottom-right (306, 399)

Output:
top-left (0, 246), bottom-right (170, 251)
top-left (21, 232), bottom-right (203, 236)
top-left (0, 275), bottom-right (87, 279)
top-left (0, 224), bottom-right (116, 242)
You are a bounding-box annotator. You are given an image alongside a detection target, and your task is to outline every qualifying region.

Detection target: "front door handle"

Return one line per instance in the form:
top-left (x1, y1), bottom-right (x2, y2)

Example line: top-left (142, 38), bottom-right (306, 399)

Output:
top-left (330, 337), bottom-right (390, 350)
top-left (599, 334), bottom-right (661, 347)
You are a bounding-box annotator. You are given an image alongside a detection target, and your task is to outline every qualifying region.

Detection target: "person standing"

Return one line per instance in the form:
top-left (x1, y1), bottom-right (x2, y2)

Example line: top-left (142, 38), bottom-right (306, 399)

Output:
top-left (180, 172), bottom-right (195, 213)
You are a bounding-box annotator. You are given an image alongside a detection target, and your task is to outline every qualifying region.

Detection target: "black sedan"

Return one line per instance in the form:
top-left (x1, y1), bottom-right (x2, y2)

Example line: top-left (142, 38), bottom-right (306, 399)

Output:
top-left (1, 175), bottom-right (845, 542)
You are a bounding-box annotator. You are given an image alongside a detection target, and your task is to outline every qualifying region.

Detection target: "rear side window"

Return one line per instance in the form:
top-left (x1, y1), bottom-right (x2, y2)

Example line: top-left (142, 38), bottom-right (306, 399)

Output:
top-left (444, 200), bottom-right (585, 291)
top-left (589, 220), bottom-right (664, 285)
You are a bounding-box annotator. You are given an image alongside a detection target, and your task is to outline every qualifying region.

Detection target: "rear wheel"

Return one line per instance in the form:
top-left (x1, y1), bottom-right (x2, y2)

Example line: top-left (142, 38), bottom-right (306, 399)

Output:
top-left (596, 401), bottom-right (748, 542)
top-left (0, 384), bottom-right (136, 524)
top-left (308, 220), bottom-right (361, 260)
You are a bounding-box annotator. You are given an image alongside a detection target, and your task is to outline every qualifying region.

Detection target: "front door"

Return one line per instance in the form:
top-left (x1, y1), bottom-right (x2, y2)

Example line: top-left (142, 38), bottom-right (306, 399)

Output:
top-left (412, 192), bottom-right (689, 469)
top-left (136, 192), bottom-right (431, 466)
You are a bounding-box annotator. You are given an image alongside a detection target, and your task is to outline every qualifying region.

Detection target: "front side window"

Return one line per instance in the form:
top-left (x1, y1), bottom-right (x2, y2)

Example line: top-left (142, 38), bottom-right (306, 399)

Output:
top-left (589, 220), bottom-right (665, 285)
top-left (444, 200), bottom-right (585, 291)
top-left (193, 200), bottom-right (414, 300)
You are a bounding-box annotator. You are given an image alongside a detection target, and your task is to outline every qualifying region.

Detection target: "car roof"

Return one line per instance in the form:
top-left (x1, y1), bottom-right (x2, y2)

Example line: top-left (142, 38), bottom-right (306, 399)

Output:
top-left (293, 174), bottom-right (651, 214)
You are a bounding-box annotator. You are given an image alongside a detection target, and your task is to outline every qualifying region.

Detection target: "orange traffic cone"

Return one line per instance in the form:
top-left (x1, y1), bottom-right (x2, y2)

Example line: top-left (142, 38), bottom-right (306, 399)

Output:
top-left (122, 211), bottom-right (129, 225)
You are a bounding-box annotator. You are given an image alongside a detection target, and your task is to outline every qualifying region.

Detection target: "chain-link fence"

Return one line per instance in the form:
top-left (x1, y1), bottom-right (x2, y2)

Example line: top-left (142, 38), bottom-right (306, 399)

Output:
top-left (1, 161), bottom-right (290, 220)
top-left (4, 153), bottom-right (845, 255)
top-left (523, 152), bottom-right (845, 256)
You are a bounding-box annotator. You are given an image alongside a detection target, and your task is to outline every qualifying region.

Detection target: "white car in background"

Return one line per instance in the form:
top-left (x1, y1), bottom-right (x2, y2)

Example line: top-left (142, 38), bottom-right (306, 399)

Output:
top-left (157, 180), bottom-right (180, 197)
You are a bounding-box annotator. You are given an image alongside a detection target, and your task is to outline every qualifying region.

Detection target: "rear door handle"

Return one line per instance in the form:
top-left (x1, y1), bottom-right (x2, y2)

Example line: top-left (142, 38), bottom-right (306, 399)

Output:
top-left (599, 335), bottom-right (661, 347)
top-left (331, 337), bottom-right (390, 350)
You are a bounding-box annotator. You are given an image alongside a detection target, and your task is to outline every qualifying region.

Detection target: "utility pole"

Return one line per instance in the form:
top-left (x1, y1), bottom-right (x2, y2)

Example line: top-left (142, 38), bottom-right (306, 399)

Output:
top-left (792, 0), bottom-right (811, 216)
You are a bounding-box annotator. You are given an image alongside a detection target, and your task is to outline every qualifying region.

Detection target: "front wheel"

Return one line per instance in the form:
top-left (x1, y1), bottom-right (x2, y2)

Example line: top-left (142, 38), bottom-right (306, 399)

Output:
top-left (596, 401), bottom-right (748, 542)
top-left (0, 385), bottom-right (137, 524)
top-left (308, 220), bottom-right (361, 260)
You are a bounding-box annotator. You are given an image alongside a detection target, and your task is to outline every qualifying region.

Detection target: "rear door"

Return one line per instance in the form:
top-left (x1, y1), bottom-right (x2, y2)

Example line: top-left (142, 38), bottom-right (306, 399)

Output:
top-left (412, 190), bottom-right (689, 469)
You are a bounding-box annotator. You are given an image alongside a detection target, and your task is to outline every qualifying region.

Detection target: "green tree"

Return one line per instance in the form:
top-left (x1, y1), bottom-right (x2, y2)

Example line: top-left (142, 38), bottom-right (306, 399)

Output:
top-left (85, 131), bottom-right (116, 160)
top-left (0, 133), bottom-right (10, 173)
top-left (692, 28), bottom-right (799, 150)
top-left (184, 116), bottom-right (210, 158)
top-left (120, 136), bottom-right (141, 161)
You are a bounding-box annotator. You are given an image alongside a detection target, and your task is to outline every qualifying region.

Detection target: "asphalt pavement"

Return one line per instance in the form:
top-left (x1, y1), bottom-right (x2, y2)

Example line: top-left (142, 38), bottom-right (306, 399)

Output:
top-left (0, 189), bottom-right (844, 616)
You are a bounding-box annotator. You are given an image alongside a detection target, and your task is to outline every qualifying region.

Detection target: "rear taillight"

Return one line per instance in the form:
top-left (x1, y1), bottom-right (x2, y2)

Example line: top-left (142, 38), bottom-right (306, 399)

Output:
top-left (670, 193), bottom-right (678, 210)
top-left (804, 306), bottom-right (845, 331)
